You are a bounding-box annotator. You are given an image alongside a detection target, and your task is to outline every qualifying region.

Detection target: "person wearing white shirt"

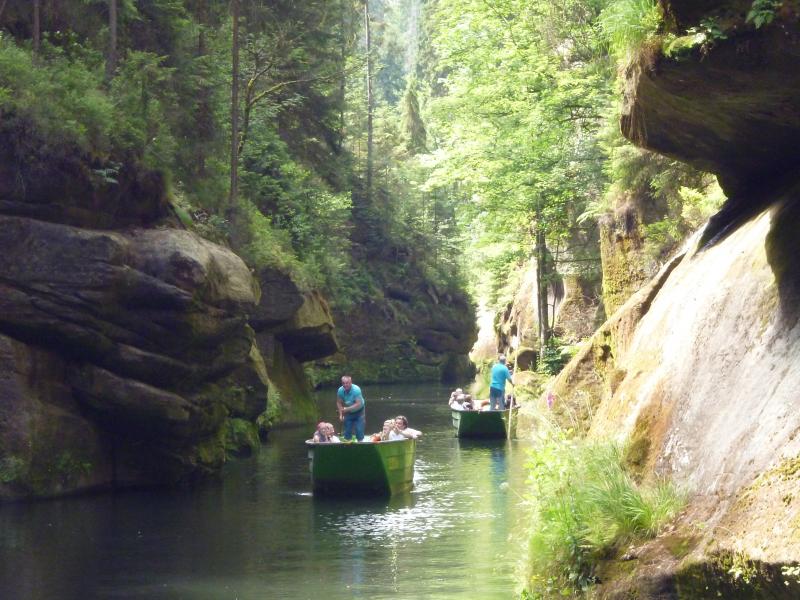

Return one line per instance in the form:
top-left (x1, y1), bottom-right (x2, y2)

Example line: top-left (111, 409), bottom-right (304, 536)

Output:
top-left (388, 415), bottom-right (422, 440)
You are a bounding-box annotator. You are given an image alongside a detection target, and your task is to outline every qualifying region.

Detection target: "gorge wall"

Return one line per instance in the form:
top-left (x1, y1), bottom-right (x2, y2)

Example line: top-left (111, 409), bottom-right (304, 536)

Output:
top-left (0, 132), bottom-right (339, 501)
top-left (524, 3), bottom-right (800, 596)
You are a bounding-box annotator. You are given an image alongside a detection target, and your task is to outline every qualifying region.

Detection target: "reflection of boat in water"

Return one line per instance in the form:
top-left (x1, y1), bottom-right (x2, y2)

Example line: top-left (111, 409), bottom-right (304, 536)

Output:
top-left (451, 409), bottom-right (515, 439)
top-left (306, 439), bottom-right (416, 496)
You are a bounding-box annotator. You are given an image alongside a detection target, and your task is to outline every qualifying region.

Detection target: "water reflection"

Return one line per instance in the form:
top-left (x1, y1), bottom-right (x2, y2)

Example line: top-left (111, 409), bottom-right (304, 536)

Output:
top-left (0, 383), bottom-right (530, 600)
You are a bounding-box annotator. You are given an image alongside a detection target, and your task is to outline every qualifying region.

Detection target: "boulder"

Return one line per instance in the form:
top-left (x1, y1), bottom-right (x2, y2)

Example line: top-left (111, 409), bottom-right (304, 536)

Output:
top-left (273, 290), bottom-right (339, 362)
top-left (0, 215), bottom-right (263, 498)
top-left (249, 266), bottom-right (304, 329)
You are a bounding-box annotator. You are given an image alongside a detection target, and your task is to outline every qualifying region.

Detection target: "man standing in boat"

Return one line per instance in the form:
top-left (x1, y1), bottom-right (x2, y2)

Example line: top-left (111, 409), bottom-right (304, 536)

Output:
top-left (337, 375), bottom-right (366, 442)
top-left (489, 354), bottom-right (514, 411)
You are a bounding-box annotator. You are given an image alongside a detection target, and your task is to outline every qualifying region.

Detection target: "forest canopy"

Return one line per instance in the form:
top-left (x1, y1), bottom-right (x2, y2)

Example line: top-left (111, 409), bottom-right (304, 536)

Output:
top-left (0, 0), bottom-right (722, 319)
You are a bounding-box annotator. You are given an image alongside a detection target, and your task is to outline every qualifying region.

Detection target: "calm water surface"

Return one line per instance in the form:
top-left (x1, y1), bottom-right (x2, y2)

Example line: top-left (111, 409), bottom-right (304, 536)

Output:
top-left (0, 383), bottom-right (531, 599)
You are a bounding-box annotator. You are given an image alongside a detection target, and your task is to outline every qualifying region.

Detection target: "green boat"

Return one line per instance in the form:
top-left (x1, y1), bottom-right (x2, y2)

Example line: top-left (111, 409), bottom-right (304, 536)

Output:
top-left (305, 438), bottom-right (416, 496)
top-left (451, 409), bottom-right (515, 438)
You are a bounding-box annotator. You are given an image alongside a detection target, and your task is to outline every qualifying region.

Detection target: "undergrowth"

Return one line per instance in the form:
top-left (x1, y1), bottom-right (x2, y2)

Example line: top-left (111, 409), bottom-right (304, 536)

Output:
top-left (600, 0), bottom-right (663, 63)
top-left (520, 424), bottom-right (684, 598)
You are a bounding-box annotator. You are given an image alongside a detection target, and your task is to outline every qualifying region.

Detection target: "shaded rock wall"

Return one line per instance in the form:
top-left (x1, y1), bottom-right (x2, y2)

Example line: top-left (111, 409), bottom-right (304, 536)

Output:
top-left (322, 281), bottom-right (476, 386)
top-left (250, 270), bottom-right (339, 425)
top-left (491, 259), bottom-right (600, 372)
top-left (532, 8), bottom-right (800, 595)
top-left (0, 216), bottom-right (263, 499)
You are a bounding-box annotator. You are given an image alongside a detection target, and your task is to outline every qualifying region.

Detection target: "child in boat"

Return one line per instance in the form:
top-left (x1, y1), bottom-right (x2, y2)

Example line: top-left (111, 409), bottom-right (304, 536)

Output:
top-left (313, 422), bottom-right (340, 443)
top-left (389, 415), bottom-right (422, 440)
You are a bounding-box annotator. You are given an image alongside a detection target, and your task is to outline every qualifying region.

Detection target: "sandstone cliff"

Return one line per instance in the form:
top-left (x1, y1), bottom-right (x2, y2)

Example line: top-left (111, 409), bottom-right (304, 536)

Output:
top-left (525, 3), bottom-right (800, 595)
top-left (0, 127), bottom-right (339, 499)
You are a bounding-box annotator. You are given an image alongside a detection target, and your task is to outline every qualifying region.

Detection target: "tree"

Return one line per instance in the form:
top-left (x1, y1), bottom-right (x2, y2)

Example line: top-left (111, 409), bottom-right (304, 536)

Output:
top-left (105, 0), bottom-right (117, 80)
top-left (32, 0), bottom-right (40, 52)
top-left (400, 77), bottom-right (426, 154)
top-left (229, 0), bottom-right (240, 207)
top-left (424, 0), bottom-right (612, 337)
top-left (364, 0), bottom-right (374, 205)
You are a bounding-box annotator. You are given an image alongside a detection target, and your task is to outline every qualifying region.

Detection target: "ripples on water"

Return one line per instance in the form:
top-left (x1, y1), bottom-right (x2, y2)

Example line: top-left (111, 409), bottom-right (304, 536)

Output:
top-left (0, 383), bottom-right (530, 600)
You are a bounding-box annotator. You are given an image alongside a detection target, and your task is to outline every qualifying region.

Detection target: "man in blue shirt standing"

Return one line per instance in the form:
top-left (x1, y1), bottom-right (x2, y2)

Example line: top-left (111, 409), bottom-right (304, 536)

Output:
top-left (337, 375), bottom-right (366, 441)
top-left (489, 355), bottom-right (514, 411)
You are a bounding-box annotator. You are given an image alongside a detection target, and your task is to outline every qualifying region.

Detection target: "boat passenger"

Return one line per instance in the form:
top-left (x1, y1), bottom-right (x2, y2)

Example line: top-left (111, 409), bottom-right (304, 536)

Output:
top-left (449, 388), bottom-right (464, 403)
top-left (389, 415), bottom-right (422, 440)
top-left (449, 393), bottom-right (468, 411)
top-left (313, 422), bottom-right (340, 443)
top-left (336, 375), bottom-right (366, 442)
top-left (369, 419), bottom-right (395, 442)
top-left (489, 354), bottom-right (514, 410)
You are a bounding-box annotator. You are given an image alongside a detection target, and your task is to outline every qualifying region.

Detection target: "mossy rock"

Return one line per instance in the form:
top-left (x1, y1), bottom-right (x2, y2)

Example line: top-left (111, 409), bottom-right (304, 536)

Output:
top-left (675, 551), bottom-right (800, 599)
top-left (224, 418), bottom-right (261, 458)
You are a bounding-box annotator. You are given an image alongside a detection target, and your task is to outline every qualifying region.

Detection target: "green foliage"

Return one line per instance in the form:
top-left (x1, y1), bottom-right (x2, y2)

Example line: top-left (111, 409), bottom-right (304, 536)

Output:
top-left (663, 18), bottom-right (728, 58)
top-left (425, 0), bottom-right (610, 306)
top-left (109, 51), bottom-right (178, 168)
top-left (747, 0), bottom-right (783, 28)
top-left (537, 338), bottom-right (579, 376)
top-left (600, 0), bottom-right (663, 62)
top-left (0, 456), bottom-right (25, 484)
top-left (237, 199), bottom-right (312, 290)
top-left (521, 426), bottom-right (684, 597)
top-left (0, 34), bottom-right (112, 154)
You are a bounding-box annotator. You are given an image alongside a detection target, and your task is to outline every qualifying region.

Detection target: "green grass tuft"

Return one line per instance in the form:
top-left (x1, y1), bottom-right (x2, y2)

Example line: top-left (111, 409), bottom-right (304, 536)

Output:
top-left (520, 424), bottom-right (684, 597)
top-left (600, 0), bottom-right (663, 63)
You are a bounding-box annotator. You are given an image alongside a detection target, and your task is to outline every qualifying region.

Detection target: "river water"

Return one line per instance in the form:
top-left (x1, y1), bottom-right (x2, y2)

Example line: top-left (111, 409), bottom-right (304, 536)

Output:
top-left (0, 383), bottom-right (531, 599)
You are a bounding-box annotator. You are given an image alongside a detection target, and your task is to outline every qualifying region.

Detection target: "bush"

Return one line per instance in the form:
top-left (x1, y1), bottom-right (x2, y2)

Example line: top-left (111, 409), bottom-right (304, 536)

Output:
top-left (521, 426), bottom-right (684, 597)
top-left (0, 34), bottom-right (112, 156)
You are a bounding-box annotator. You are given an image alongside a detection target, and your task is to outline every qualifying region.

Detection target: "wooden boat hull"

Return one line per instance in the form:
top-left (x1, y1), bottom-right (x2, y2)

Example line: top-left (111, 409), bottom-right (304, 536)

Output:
top-left (451, 409), bottom-right (514, 438)
top-left (306, 438), bottom-right (416, 496)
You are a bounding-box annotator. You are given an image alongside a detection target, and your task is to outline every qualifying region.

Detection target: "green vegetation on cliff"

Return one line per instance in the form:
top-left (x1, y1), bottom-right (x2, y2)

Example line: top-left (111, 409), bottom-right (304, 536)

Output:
top-left (520, 423), bottom-right (684, 598)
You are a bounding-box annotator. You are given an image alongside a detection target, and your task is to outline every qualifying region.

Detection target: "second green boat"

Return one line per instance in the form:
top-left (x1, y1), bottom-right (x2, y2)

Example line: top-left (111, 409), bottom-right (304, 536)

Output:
top-left (451, 409), bottom-right (515, 438)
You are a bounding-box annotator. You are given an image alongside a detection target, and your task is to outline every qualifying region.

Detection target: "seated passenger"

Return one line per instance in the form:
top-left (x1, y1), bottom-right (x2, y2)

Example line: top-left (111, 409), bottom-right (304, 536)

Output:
top-left (389, 415), bottom-right (422, 440)
top-left (312, 422), bottom-right (340, 443)
top-left (505, 393), bottom-right (517, 409)
top-left (449, 393), bottom-right (467, 411)
top-left (370, 419), bottom-right (395, 442)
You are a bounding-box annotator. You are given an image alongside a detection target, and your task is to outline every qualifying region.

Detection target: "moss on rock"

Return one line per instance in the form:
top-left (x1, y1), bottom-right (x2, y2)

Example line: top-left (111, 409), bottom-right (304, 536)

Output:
top-left (224, 418), bottom-right (261, 457)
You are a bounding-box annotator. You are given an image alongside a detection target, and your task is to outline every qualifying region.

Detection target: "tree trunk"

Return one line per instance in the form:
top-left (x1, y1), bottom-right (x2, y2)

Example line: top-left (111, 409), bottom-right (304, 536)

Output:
top-left (33, 0), bottom-right (41, 53)
top-left (338, 0), bottom-right (347, 148)
top-left (364, 0), bottom-right (373, 205)
top-left (195, 0), bottom-right (209, 177)
top-left (229, 0), bottom-right (240, 208)
top-left (535, 207), bottom-right (550, 350)
top-left (105, 0), bottom-right (117, 80)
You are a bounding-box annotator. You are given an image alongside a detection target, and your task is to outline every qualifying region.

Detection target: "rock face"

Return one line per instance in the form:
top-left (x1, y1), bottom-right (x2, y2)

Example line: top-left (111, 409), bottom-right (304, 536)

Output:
top-left (622, 6), bottom-right (800, 198)
top-left (491, 260), bottom-right (601, 370)
top-left (532, 7), bottom-right (800, 595)
top-left (0, 215), bottom-right (263, 499)
top-left (323, 281), bottom-right (476, 386)
top-left (251, 273), bottom-right (339, 425)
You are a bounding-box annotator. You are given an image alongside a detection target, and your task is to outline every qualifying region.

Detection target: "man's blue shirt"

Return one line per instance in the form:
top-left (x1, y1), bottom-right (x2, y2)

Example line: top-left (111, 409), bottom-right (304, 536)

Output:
top-left (490, 363), bottom-right (512, 392)
top-left (337, 384), bottom-right (365, 414)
